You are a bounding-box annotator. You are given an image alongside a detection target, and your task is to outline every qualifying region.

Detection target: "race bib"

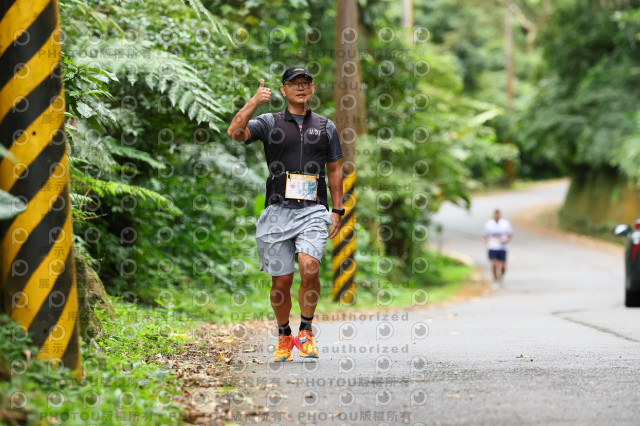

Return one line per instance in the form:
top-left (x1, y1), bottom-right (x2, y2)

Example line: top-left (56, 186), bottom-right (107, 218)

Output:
top-left (285, 173), bottom-right (318, 201)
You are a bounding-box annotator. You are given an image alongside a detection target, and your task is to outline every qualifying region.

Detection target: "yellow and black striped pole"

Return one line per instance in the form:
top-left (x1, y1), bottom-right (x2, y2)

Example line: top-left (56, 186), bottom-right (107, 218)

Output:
top-left (333, 0), bottom-right (365, 303)
top-left (0, 0), bottom-right (81, 370)
top-left (332, 170), bottom-right (356, 302)
top-left (333, 0), bottom-right (364, 303)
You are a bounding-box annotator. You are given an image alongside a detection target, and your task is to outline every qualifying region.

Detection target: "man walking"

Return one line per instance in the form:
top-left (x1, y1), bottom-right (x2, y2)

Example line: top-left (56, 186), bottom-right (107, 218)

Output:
top-left (483, 209), bottom-right (513, 283)
top-left (226, 66), bottom-right (345, 361)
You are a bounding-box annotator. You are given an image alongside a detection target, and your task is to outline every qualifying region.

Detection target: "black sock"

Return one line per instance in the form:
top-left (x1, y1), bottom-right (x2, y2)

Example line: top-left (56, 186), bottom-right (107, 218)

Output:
top-left (299, 315), bottom-right (313, 332)
top-left (278, 321), bottom-right (291, 336)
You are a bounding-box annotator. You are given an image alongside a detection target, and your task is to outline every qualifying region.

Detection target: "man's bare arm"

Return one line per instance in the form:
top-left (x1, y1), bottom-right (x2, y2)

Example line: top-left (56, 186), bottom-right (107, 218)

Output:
top-left (326, 160), bottom-right (343, 239)
top-left (226, 79), bottom-right (271, 140)
top-left (326, 161), bottom-right (343, 209)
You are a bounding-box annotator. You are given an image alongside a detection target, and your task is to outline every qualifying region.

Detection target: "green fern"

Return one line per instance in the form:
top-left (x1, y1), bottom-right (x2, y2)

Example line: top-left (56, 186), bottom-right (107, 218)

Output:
top-left (73, 169), bottom-right (183, 216)
top-left (104, 137), bottom-right (167, 170)
top-left (68, 121), bottom-right (118, 174)
top-left (75, 39), bottom-right (226, 131)
top-left (183, 0), bottom-right (233, 43)
top-left (103, 107), bottom-right (143, 139)
top-left (72, 234), bottom-right (100, 268)
top-left (70, 192), bottom-right (99, 223)
top-left (60, 0), bottom-right (125, 35)
top-left (70, 192), bottom-right (96, 207)
top-left (197, 145), bottom-right (265, 185)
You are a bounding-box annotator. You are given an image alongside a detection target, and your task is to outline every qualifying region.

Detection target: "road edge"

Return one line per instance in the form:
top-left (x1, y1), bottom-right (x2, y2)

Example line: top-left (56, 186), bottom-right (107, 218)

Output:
top-left (513, 202), bottom-right (624, 255)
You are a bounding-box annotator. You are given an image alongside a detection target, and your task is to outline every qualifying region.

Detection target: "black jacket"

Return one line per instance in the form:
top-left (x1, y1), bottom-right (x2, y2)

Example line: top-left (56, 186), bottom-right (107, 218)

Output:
top-left (246, 108), bottom-right (343, 210)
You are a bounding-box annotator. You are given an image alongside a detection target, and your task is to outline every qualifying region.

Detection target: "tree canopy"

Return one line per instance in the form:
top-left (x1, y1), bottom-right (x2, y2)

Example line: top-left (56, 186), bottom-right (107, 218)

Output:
top-left (516, 0), bottom-right (640, 180)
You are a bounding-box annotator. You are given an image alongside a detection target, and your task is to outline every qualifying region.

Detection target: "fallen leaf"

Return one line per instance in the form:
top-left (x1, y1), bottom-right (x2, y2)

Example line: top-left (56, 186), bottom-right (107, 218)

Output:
top-left (252, 358), bottom-right (263, 364)
top-left (448, 394), bottom-right (460, 398)
top-left (243, 348), bottom-right (257, 353)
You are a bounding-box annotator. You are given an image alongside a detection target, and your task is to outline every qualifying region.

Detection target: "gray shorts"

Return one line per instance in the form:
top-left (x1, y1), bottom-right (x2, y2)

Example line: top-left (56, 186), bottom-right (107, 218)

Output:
top-left (255, 203), bottom-right (332, 276)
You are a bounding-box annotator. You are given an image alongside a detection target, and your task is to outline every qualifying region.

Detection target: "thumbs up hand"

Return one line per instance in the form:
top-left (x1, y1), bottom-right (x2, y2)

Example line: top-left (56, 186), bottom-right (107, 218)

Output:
top-left (252, 79), bottom-right (271, 106)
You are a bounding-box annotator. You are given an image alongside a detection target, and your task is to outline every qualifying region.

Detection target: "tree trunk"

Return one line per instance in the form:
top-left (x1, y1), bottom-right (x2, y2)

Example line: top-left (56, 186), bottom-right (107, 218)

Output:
top-left (334, 0), bottom-right (366, 169)
top-left (74, 248), bottom-right (115, 343)
top-left (402, 0), bottom-right (414, 43)
top-left (504, 2), bottom-right (516, 184)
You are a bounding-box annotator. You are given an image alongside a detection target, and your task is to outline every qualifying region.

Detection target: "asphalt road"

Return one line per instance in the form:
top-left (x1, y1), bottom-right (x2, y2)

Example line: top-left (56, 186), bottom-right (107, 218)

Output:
top-left (231, 180), bottom-right (640, 425)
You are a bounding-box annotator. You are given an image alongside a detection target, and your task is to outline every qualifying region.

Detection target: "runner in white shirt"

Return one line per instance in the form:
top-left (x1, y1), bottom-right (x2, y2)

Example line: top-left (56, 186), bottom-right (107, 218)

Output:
top-left (483, 209), bottom-right (513, 283)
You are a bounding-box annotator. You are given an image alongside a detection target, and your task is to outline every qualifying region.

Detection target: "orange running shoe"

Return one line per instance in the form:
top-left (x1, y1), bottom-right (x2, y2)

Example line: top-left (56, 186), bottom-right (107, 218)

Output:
top-left (273, 334), bottom-right (294, 362)
top-left (297, 330), bottom-right (319, 358)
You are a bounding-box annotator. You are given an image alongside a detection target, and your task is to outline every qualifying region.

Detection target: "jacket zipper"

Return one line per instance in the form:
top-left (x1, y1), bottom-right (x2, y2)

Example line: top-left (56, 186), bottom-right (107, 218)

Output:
top-left (299, 117), bottom-right (304, 172)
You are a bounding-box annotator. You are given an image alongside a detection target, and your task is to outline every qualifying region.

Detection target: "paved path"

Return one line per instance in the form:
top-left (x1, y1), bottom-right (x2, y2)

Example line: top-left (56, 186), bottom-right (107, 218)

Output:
top-left (234, 180), bottom-right (640, 425)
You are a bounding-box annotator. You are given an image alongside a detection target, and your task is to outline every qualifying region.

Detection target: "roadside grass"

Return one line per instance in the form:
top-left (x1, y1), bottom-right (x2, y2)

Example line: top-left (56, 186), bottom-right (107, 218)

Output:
top-left (151, 249), bottom-right (475, 323)
top-left (314, 254), bottom-right (473, 313)
top-left (510, 177), bottom-right (561, 191)
top-left (0, 302), bottom-right (193, 426)
top-left (539, 207), bottom-right (626, 247)
top-left (470, 177), bottom-right (569, 196)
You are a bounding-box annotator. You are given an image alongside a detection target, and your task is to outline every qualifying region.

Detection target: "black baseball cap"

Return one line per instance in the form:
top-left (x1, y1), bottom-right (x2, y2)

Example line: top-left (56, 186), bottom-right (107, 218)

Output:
top-left (282, 65), bottom-right (313, 84)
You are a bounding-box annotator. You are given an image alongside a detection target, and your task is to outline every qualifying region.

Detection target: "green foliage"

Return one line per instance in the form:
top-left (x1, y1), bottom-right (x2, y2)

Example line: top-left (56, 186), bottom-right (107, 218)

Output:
top-left (344, 250), bottom-right (474, 309)
top-left (412, 0), bottom-right (506, 96)
top-left (96, 299), bottom-right (192, 361)
top-left (616, 111), bottom-right (640, 180)
top-left (75, 173), bottom-right (183, 216)
top-left (517, 0), bottom-right (640, 179)
top-left (0, 306), bottom-right (189, 425)
top-left (63, 56), bottom-right (118, 130)
top-left (58, 0), bottom-right (266, 301)
top-left (353, 2), bottom-right (518, 257)
top-left (74, 39), bottom-right (227, 131)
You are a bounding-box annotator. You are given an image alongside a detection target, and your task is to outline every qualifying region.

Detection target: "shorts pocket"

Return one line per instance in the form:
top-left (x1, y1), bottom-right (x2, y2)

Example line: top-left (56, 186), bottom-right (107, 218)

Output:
top-left (256, 205), bottom-right (273, 224)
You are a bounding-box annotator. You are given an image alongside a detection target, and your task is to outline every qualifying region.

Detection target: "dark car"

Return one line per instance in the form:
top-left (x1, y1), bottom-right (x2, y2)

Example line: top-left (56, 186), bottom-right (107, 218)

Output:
top-left (613, 220), bottom-right (640, 307)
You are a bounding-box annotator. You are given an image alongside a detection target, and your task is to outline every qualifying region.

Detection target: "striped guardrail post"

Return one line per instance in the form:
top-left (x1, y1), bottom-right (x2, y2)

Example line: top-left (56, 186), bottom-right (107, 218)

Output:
top-left (332, 169), bottom-right (356, 303)
top-left (0, 0), bottom-right (81, 370)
